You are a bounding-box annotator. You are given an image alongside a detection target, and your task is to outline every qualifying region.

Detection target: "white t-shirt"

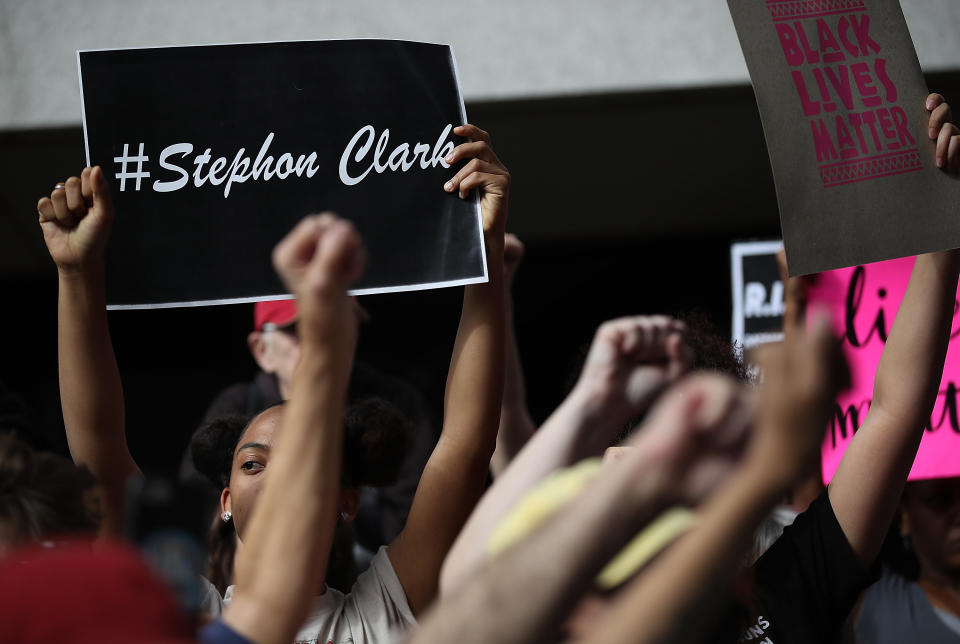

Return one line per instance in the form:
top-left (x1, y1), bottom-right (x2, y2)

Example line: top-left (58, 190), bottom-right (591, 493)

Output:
top-left (217, 546), bottom-right (416, 644)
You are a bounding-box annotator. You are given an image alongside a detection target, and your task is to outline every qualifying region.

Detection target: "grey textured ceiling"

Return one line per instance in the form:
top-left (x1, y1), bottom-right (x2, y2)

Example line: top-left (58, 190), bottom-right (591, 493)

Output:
top-left (2, 0), bottom-right (959, 130)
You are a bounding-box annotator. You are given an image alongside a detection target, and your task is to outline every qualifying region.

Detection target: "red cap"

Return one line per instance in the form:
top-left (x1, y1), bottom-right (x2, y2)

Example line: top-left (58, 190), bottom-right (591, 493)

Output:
top-left (0, 540), bottom-right (194, 643)
top-left (254, 299), bottom-right (299, 331)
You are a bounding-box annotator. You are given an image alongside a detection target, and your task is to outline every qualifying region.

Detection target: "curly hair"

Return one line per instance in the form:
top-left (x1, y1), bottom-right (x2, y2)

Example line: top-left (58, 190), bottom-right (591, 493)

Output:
top-left (0, 433), bottom-right (99, 545)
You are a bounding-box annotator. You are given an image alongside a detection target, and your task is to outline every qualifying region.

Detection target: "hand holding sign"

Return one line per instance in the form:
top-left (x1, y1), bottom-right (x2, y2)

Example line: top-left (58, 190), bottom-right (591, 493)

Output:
top-left (37, 166), bottom-right (114, 275)
top-left (444, 124), bottom-right (510, 248)
top-left (927, 93), bottom-right (960, 172)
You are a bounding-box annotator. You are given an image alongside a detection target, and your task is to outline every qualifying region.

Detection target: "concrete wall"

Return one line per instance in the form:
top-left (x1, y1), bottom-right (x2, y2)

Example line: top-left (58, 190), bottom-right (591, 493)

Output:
top-left (3, 0), bottom-right (960, 129)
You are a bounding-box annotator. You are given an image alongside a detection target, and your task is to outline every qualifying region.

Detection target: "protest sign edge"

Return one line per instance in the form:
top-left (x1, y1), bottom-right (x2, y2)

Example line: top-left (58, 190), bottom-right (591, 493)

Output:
top-left (730, 239), bottom-right (783, 350)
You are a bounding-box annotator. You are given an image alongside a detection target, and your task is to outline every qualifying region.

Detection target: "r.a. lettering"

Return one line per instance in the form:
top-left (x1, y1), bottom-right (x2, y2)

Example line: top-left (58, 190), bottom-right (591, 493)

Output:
top-left (744, 281), bottom-right (784, 319)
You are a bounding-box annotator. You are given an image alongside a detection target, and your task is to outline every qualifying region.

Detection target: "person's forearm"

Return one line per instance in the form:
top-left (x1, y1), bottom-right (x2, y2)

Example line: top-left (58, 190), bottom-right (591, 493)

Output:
top-left (392, 243), bottom-right (508, 614)
top-left (873, 250), bottom-right (960, 425)
top-left (830, 249), bottom-right (960, 566)
top-left (57, 264), bottom-right (137, 535)
top-left (491, 296), bottom-right (536, 477)
top-left (227, 346), bottom-right (346, 642)
top-left (434, 243), bottom-right (507, 511)
top-left (443, 245), bottom-right (507, 461)
top-left (585, 462), bottom-right (785, 644)
top-left (440, 385), bottom-right (609, 595)
top-left (414, 452), bottom-right (677, 644)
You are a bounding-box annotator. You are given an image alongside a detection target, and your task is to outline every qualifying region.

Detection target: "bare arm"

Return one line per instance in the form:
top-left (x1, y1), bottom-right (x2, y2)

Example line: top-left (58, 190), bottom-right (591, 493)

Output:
top-left (776, 249), bottom-right (824, 510)
top-left (412, 371), bottom-right (752, 644)
top-left (224, 215), bottom-right (364, 643)
top-left (490, 234), bottom-right (537, 477)
top-left (38, 167), bottom-right (138, 537)
top-left (585, 317), bottom-right (846, 644)
top-left (828, 93), bottom-right (960, 567)
top-left (440, 315), bottom-right (691, 595)
top-left (387, 124), bottom-right (509, 615)
top-left (829, 248), bottom-right (960, 566)
top-left (409, 439), bottom-right (676, 644)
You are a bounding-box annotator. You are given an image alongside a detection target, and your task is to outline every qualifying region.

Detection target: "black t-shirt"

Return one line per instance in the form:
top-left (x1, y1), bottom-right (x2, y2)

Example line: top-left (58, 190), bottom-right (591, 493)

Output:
top-left (741, 491), bottom-right (878, 644)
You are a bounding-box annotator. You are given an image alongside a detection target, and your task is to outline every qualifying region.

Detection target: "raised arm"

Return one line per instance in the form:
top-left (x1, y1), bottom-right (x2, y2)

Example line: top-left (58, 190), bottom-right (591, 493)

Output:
top-left (440, 315), bottom-right (692, 595)
top-left (223, 215), bottom-right (363, 644)
top-left (409, 371), bottom-right (752, 644)
top-left (386, 124), bottom-right (509, 614)
top-left (585, 317), bottom-right (846, 644)
top-left (828, 93), bottom-right (960, 568)
top-left (776, 249), bottom-right (824, 509)
top-left (37, 166), bottom-right (138, 537)
top-left (490, 233), bottom-right (537, 477)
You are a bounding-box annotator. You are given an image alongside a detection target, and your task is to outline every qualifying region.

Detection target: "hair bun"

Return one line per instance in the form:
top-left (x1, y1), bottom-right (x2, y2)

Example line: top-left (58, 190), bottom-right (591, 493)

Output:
top-left (343, 397), bottom-right (411, 488)
top-left (190, 414), bottom-right (252, 489)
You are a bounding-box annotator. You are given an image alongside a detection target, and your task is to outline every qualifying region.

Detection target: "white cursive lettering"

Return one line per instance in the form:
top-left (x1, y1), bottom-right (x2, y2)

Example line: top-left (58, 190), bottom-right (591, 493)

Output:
top-left (339, 123), bottom-right (455, 186)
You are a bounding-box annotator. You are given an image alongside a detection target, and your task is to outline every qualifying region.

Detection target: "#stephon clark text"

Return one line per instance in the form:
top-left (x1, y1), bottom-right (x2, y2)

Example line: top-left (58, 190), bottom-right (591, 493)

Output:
top-left (115, 124), bottom-right (458, 198)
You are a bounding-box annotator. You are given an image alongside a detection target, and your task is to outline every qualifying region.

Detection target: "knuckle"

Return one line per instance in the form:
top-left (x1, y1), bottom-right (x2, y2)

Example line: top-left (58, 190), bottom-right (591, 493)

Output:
top-left (597, 320), bottom-right (620, 338)
top-left (271, 245), bottom-right (286, 269)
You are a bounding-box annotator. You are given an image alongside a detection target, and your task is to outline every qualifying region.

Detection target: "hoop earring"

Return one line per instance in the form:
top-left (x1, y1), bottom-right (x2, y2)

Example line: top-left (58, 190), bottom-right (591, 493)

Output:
top-left (222, 511), bottom-right (233, 523)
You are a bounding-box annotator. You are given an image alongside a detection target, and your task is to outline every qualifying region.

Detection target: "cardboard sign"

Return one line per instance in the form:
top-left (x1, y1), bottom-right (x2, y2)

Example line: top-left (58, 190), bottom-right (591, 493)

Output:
top-left (731, 240), bottom-right (785, 350)
top-left (78, 40), bottom-right (487, 309)
top-left (727, 0), bottom-right (960, 276)
top-left (809, 257), bottom-right (960, 482)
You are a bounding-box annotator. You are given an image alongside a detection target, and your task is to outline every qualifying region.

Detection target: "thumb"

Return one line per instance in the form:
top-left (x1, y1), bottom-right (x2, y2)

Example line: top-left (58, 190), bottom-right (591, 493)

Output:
top-left (90, 166), bottom-right (115, 220)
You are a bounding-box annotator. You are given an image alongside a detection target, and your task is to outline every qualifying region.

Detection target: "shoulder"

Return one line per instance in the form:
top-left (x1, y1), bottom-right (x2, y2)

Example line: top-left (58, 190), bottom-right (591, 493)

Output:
top-left (342, 546), bottom-right (417, 639)
top-left (198, 620), bottom-right (255, 644)
top-left (860, 568), bottom-right (929, 616)
top-left (856, 570), bottom-right (940, 642)
top-left (753, 492), bottom-right (878, 640)
top-left (757, 491), bottom-right (869, 577)
top-left (199, 576), bottom-right (224, 619)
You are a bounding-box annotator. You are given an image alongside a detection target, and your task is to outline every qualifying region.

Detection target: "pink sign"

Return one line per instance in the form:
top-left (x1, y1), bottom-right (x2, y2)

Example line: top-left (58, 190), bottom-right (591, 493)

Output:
top-left (809, 257), bottom-right (960, 482)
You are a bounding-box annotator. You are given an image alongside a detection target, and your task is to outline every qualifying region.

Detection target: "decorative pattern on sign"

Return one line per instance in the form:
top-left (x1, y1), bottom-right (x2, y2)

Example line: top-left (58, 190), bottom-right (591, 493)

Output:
top-left (818, 149), bottom-right (921, 187)
top-left (767, 0), bottom-right (866, 21)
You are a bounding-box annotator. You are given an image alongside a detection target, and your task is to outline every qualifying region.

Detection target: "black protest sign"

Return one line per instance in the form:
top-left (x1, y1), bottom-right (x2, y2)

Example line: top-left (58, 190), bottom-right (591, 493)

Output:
top-left (731, 241), bottom-right (785, 349)
top-left (727, 0), bottom-right (960, 276)
top-left (78, 40), bottom-right (486, 309)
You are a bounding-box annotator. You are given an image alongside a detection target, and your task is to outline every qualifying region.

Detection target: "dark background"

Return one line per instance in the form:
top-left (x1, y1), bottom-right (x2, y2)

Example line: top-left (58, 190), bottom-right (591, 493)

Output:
top-left (3, 73), bottom-right (958, 470)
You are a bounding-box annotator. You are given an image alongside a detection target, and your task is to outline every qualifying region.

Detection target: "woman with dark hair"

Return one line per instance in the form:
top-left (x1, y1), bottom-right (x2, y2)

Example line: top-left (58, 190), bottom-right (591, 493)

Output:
top-left (38, 122), bottom-right (510, 642)
top-left (192, 398), bottom-right (410, 595)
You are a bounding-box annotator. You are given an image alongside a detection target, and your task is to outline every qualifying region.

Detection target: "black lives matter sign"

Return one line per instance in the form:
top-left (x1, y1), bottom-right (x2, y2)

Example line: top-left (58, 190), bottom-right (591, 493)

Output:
top-left (78, 40), bottom-right (486, 309)
top-left (728, 0), bottom-right (960, 276)
top-left (731, 241), bottom-right (785, 350)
